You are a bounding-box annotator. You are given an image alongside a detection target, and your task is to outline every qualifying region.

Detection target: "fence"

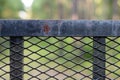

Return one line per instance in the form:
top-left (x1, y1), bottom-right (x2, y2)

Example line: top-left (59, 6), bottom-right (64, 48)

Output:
top-left (0, 20), bottom-right (120, 80)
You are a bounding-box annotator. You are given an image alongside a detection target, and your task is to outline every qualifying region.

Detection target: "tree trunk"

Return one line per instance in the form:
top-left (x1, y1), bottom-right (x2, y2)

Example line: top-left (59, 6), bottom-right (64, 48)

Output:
top-left (113, 0), bottom-right (119, 19)
top-left (58, 0), bottom-right (64, 19)
top-left (72, 0), bottom-right (78, 20)
top-left (86, 0), bottom-right (94, 19)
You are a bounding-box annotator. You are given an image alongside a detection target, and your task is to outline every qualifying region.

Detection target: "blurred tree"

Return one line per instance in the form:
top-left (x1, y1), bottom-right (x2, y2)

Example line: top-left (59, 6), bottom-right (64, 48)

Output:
top-left (72, 0), bottom-right (78, 20)
top-left (0, 0), bottom-right (7, 18)
top-left (32, 0), bottom-right (57, 19)
top-left (113, 0), bottom-right (119, 19)
top-left (0, 0), bottom-right (24, 19)
top-left (58, 0), bottom-right (71, 19)
top-left (58, 0), bottom-right (64, 19)
top-left (102, 0), bottom-right (113, 19)
top-left (86, 0), bottom-right (94, 19)
top-left (94, 0), bottom-right (113, 19)
top-left (94, 0), bottom-right (102, 19)
top-left (78, 0), bottom-right (88, 19)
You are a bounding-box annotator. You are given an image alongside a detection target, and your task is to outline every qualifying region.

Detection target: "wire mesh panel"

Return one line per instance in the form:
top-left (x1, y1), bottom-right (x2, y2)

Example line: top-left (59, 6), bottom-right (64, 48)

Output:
top-left (0, 36), bottom-right (120, 80)
top-left (23, 37), bottom-right (93, 80)
top-left (106, 37), bottom-right (120, 80)
top-left (0, 37), bottom-right (10, 80)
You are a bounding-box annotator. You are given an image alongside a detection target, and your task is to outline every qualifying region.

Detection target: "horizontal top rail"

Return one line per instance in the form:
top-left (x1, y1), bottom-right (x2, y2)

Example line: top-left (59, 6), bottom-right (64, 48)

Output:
top-left (0, 20), bottom-right (120, 36)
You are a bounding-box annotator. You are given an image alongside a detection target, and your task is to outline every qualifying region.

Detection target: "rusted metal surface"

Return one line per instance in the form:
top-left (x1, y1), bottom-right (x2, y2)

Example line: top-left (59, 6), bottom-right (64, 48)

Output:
top-left (0, 20), bottom-right (120, 36)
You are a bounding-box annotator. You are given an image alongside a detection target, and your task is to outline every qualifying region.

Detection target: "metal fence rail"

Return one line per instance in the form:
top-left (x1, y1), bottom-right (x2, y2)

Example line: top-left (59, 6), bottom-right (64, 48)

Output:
top-left (0, 20), bottom-right (120, 80)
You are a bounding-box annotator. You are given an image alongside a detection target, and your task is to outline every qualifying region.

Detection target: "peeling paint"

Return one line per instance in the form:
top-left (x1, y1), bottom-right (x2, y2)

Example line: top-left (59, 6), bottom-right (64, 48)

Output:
top-left (58, 21), bottom-right (63, 36)
top-left (43, 24), bottom-right (50, 34)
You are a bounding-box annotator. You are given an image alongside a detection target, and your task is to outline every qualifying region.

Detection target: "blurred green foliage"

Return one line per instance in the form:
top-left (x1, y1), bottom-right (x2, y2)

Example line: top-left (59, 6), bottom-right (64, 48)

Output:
top-left (32, 0), bottom-right (57, 19)
top-left (0, 0), bottom-right (24, 18)
top-left (0, 0), bottom-right (120, 19)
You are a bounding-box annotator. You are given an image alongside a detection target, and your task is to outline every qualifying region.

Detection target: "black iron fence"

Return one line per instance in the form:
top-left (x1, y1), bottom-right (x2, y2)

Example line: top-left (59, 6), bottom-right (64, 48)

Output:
top-left (0, 20), bottom-right (120, 80)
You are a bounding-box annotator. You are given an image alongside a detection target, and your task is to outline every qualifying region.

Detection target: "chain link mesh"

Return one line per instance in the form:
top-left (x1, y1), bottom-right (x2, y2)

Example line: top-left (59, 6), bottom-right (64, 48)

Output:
top-left (0, 37), bottom-right (120, 80)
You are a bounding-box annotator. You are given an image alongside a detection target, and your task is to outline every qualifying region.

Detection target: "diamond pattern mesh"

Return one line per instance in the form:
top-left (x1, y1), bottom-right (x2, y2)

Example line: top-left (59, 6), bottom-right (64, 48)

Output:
top-left (0, 37), bottom-right (120, 80)
top-left (106, 37), bottom-right (120, 80)
top-left (0, 37), bottom-right (10, 80)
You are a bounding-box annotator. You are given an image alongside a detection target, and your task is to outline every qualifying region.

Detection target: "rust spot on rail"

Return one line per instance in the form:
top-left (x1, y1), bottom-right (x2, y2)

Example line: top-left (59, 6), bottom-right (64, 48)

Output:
top-left (43, 24), bottom-right (50, 34)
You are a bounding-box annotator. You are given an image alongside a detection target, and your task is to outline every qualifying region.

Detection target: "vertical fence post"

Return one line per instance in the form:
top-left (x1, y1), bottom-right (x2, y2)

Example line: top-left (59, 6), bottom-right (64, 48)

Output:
top-left (10, 37), bottom-right (24, 80)
top-left (93, 37), bottom-right (106, 80)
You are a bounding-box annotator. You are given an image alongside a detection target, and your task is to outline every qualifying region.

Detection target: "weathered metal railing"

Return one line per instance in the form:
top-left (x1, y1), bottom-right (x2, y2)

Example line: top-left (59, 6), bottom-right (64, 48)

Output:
top-left (0, 20), bottom-right (120, 80)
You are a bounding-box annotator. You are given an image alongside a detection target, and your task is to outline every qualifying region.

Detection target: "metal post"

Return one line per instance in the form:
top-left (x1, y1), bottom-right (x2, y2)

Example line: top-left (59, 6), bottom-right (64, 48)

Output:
top-left (93, 37), bottom-right (106, 80)
top-left (10, 37), bottom-right (24, 80)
